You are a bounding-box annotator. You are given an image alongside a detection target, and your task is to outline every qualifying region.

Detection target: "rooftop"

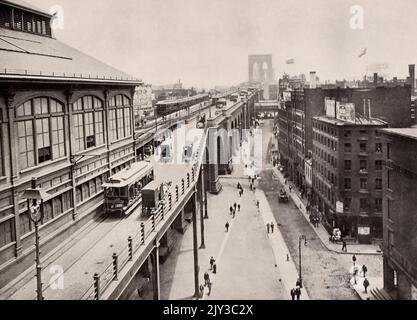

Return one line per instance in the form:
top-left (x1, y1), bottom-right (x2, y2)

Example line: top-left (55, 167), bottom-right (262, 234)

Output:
top-left (0, 22), bottom-right (142, 85)
top-left (314, 115), bottom-right (388, 127)
top-left (382, 127), bottom-right (417, 140)
top-left (1, 0), bottom-right (51, 17)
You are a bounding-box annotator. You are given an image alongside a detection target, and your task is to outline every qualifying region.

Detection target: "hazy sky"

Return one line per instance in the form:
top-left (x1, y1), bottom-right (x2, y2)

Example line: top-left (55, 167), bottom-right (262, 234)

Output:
top-left (31, 0), bottom-right (417, 88)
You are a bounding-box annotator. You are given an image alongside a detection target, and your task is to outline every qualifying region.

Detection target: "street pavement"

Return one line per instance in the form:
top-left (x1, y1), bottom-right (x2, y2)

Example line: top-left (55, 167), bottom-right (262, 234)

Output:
top-left (158, 171), bottom-right (288, 300)
top-left (257, 120), bottom-right (383, 300)
top-left (273, 168), bottom-right (382, 256)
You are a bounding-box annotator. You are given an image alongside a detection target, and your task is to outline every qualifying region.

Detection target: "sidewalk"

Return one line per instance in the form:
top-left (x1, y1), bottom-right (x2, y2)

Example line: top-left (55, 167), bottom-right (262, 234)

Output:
top-left (272, 167), bottom-right (382, 256)
top-left (255, 189), bottom-right (310, 300)
top-left (348, 261), bottom-right (383, 300)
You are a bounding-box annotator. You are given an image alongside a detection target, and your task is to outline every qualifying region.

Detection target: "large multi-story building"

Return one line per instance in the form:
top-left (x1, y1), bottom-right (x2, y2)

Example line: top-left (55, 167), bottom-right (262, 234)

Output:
top-left (381, 128), bottom-right (417, 299)
top-left (312, 114), bottom-right (387, 242)
top-left (0, 0), bottom-right (142, 285)
top-left (133, 84), bottom-right (154, 128)
top-left (278, 74), bottom-right (412, 242)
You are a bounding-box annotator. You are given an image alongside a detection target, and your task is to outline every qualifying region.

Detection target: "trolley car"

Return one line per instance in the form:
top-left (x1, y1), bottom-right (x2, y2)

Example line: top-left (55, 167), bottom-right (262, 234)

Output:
top-left (103, 161), bottom-right (154, 216)
top-left (155, 94), bottom-right (210, 118)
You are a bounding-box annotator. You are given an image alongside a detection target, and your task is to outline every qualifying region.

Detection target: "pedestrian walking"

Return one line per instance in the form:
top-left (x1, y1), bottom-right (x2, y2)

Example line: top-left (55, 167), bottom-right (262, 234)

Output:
top-left (239, 189), bottom-right (243, 197)
top-left (238, 204), bottom-right (241, 212)
top-left (290, 288), bottom-right (296, 301)
top-left (267, 223), bottom-right (270, 234)
top-left (204, 272), bottom-right (210, 286)
top-left (207, 281), bottom-right (212, 295)
top-left (250, 183), bottom-right (253, 191)
top-left (229, 206), bottom-right (233, 215)
top-left (362, 265), bottom-right (368, 278)
top-left (248, 176), bottom-right (251, 183)
top-left (225, 222), bottom-right (230, 232)
top-left (256, 200), bottom-right (260, 208)
top-left (210, 256), bottom-right (215, 270)
top-left (353, 267), bottom-right (358, 285)
top-left (352, 255), bottom-right (357, 266)
top-left (253, 186), bottom-right (256, 192)
top-left (342, 240), bottom-right (347, 252)
top-left (295, 287), bottom-right (301, 300)
top-left (232, 209), bottom-right (236, 219)
top-left (237, 182), bottom-right (241, 190)
top-left (363, 278), bottom-right (370, 294)
top-left (234, 202), bottom-right (237, 210)
top-left (271, 222), bottom-right (275, 233)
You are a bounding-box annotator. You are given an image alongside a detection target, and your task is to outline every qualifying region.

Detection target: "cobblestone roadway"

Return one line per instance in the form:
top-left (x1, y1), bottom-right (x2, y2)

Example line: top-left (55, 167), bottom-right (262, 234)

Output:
top-left (258, 120), bottom-right (382, 300)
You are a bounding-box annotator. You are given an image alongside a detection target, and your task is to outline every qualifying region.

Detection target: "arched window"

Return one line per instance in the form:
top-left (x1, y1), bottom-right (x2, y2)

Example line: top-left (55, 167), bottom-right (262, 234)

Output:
top-left (108, 95), bottom-right (132, 142)
top-left (16, 97), bottom-right (66, 170)
top-left (72, 96), bottom-right (105, 153)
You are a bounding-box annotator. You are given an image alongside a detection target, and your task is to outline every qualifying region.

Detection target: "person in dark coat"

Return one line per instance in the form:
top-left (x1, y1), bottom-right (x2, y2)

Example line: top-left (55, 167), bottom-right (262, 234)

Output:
top-left (237, 182), bottom-right (241, 190)
top-left (210, 256), bottom-right (215, 270)
top-left (230, 206), bottom-right (233, 215)
top-left (238, 204), bottom-right (241, 212)
top-left (295, 287), bottom-right (301, 300)
top-left (266, 223), bottom-right (270, 234)
top-left (342, 240), bottom-right (347, 252)
top-left (362, 265), bottom-right (368, 277)
top-left (225, 222), bottom-right (230, 232)
top-left (204, 272), bottom-right (210, 286)
top-left (271, 222), bottom-right (275, 233)
top-left (290, 288), bottom-right (296, 300)
top-left (363, 278), bottom-right (370, 294)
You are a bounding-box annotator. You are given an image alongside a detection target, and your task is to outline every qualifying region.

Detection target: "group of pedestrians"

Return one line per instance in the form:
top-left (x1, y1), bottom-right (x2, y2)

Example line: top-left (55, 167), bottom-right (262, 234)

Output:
top-left (201, 256), bottom-right (218, 297)
top-left (248, 176), bottom-right (257, 192)
top-left (290, 280), bottom-right (302, 300)
top-left (350, 256), bottom-right (371, 294)
top-left (266, 222), bottom-right (275, 234)
top-left (229, 202), bottom-right (240, 219)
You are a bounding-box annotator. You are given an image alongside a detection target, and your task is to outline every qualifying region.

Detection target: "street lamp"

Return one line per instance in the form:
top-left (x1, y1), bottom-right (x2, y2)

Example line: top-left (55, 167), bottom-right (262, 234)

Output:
top-left (22, 177), bottom-right (49, 300)
top-left (298, 235), bottom-right (307, 289)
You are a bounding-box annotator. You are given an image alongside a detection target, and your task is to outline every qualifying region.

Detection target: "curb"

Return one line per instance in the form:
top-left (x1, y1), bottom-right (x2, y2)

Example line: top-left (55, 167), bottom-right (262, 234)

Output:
top-left (270, 168), bottom-right (383, 257)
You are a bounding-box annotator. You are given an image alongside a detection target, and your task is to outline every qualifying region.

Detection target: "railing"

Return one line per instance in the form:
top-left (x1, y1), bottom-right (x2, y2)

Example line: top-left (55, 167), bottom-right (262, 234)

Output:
top-left (0, 68), bottom-right (142, 82)
top-left (80, 129), bottom-right (208, 300)
top-left (135, 101), bottom-right (212, 137)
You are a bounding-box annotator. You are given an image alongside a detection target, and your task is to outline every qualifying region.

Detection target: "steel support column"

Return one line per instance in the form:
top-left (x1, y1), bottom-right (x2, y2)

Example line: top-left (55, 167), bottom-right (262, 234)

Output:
top-left (199, 170), bottom-right (206, 249)
top-left (152, 243), bottom-right (161, 300)
top-left (192, 191), bottom-right (200, 298)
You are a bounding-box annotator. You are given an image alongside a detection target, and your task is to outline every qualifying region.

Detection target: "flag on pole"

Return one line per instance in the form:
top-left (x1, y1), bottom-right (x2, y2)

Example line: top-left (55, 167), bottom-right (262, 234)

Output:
top-left (358, 48), bottom-right (367, 58)
top-left (286, 59), bottom-right (295, 65)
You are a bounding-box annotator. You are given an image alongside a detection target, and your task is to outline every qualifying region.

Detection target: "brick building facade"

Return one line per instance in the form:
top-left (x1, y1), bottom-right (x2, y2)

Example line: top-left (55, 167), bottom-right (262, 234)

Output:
top-left (381, 128), bottom-right (417, 299)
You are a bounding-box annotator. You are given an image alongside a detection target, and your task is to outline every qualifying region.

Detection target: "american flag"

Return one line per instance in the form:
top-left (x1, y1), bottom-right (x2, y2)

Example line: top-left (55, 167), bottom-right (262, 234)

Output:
top-left (358, 48), bottom-right (367, 58)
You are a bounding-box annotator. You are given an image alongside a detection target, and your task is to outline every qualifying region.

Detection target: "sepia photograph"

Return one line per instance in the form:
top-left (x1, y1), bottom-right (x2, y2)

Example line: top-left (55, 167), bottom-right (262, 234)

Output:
top-left (0, 0), bottom-right (416, 309)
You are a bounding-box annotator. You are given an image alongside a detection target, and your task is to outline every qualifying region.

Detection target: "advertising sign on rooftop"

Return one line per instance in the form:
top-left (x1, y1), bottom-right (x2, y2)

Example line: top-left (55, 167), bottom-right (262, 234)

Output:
top-left (336, 102), bottom-right (356, 123)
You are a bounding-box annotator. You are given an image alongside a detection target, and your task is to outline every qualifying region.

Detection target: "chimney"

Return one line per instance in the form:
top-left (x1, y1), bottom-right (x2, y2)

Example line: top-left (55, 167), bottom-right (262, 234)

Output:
top-left (310, 72), bottom-right (317, 89)
top-left (373, 73), bottom-right (378, 85)
top-left (409, 64), bottom-right (415, 94)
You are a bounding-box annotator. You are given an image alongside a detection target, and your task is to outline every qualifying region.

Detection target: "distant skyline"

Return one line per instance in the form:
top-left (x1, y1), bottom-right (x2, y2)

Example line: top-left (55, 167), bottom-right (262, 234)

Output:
top-left (31, 0), bottom-right (417, 88)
